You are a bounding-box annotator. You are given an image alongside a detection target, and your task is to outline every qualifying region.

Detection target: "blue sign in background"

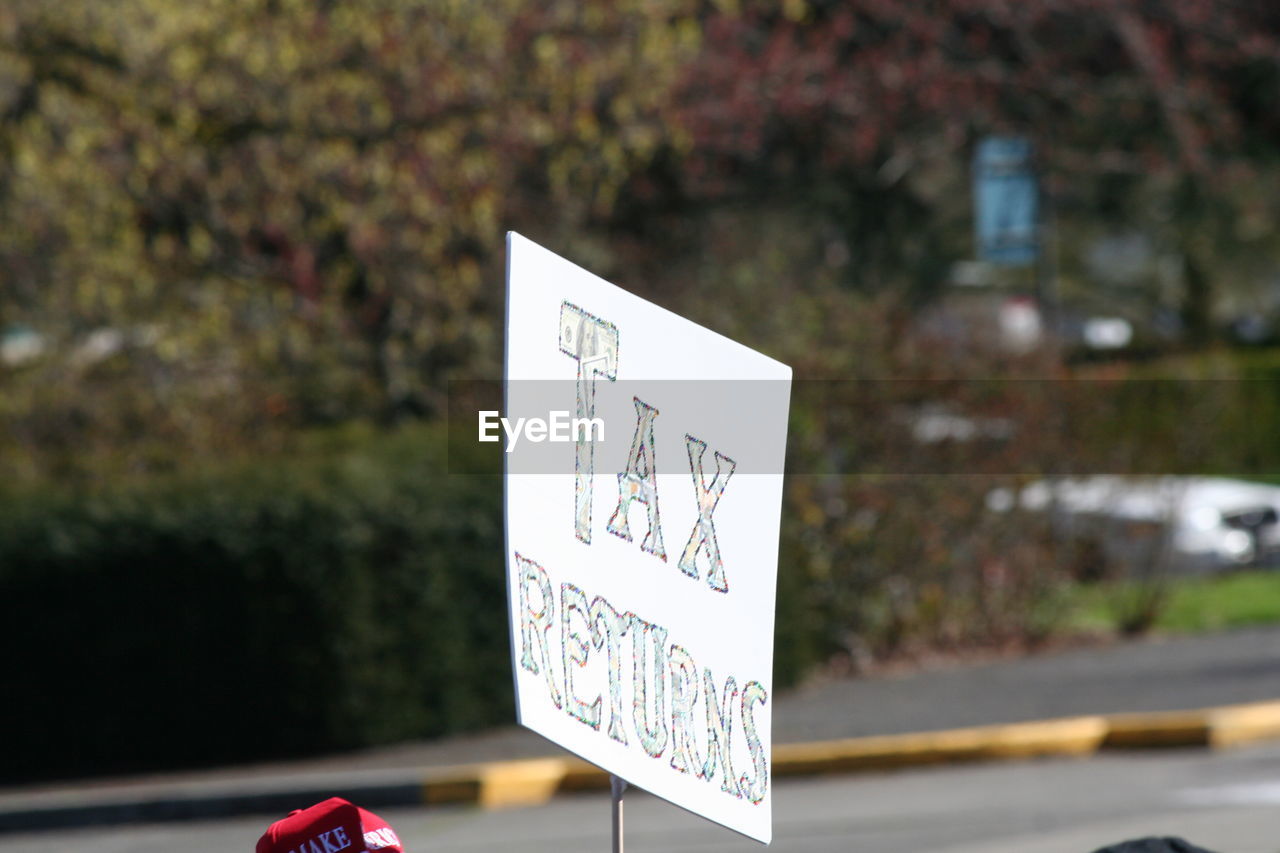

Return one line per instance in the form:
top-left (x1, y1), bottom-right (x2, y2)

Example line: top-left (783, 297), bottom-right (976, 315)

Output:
top-left (974, 136), bottom-right (1039, 266)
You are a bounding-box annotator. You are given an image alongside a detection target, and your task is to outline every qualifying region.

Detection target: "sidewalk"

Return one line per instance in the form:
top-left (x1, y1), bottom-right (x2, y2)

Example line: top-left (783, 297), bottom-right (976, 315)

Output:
top-left (5, 626), bottom-right (1280, 833)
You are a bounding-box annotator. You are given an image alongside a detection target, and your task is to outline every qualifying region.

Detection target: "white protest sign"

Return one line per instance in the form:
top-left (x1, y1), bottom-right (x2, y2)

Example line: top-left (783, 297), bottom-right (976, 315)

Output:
top-left (502, 232), bottom-right (791, 843)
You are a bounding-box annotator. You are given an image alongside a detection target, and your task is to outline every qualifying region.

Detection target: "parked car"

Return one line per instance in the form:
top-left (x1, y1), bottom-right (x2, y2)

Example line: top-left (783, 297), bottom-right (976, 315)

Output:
top-left (987, 476), bottom-right (1280, 578)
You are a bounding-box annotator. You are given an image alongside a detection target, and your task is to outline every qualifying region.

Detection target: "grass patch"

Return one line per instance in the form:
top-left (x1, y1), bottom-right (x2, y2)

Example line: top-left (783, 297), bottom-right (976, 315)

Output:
top-left (1065, 569), bottom-right (1280, 635)
top-left (1155, 570), bottom-right (1280, 632)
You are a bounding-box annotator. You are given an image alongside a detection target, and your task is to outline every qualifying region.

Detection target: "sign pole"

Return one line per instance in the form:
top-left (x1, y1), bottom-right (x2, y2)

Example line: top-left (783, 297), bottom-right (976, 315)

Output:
top-left (611, 775), bottom-right (627, 853)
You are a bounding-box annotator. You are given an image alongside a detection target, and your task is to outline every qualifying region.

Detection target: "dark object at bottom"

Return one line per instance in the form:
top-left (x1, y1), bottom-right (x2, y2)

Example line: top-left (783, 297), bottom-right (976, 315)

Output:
top-left (1091, 838), bottom-right (1219, 853)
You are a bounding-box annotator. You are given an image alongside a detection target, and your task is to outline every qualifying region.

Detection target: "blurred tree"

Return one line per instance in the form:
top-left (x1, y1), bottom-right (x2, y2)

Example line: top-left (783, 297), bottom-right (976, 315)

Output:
top-left (0, 0), bottom-right (700, 471)
top-left (669, 0), bottom-right (1280, 335)
top-left (1, 0), bottom-right (1274, 687)
top-left (646, 0), bottom-right (1280, 666)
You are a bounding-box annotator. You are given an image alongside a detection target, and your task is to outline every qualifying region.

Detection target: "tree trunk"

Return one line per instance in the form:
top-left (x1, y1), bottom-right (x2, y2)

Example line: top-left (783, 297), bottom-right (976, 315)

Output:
top-left (1180, 245), bottom-right (1212, 347)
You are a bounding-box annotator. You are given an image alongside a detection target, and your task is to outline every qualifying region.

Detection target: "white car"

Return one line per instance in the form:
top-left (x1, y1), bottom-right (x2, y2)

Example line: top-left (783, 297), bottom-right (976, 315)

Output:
top-left (987, 476), bottom-right (1280, 577)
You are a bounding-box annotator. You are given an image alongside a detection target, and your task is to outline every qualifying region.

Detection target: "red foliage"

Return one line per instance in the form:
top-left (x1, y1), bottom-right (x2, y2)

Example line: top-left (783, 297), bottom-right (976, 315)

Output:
top-left (675, 0), bottom-right (1280, 194)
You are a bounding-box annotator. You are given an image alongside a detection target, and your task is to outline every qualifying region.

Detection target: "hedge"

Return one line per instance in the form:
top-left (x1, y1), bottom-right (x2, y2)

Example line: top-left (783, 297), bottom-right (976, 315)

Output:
top-left (0, 425), bottom-right (824, 783)
top-left (0, 427), bottom-right (512, 782)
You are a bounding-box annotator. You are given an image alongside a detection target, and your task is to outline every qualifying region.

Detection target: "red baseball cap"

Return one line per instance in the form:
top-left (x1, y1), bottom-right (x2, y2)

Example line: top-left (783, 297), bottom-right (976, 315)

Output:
top-left (256, 797), bottom-right (404, 853)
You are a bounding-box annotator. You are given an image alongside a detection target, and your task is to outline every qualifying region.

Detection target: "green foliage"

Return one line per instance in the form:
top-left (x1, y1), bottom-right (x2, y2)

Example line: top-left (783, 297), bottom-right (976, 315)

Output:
top-left (0, 425), bottom-right (510, 782)
top-left (0, 0), bottom-right (702, 463)
top-left (1157, 571), bottom-right (1280, 633)
top-left (675, 0), bottom-right (1280, 325)
top-left (4, 0), bottom-right (1280, 780)
top-left (0, 418), bottom-right (833, 782)
top-left (1065, 569), bottom-right (1280, 636)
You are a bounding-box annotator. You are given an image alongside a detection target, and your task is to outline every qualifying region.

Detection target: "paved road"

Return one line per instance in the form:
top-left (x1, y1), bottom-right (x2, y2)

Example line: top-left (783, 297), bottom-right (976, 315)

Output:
top-left (776, 624), bottom-right (1280, 743)
top-left (8, 743), bottom-right (1280, 853)
top-left (327, 623), bottom-right (1280, 765)
top-left (4, 625), bottom-right (1280, 833)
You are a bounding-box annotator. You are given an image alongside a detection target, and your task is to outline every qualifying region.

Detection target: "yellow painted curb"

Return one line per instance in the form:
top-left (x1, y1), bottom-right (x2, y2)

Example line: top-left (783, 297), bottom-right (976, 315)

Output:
top-left (558, 758), bottom-right (612, 792)
top-left (421, 758), bottom-right (575, 809)
top-left (1103, 710), bottom-right (1211, 748)
top-left (421, 764), bottom-right (485, 805)
top-left (774, 716), bottom-right (1109, 776)
top-left (477, 758), bottom-right (571, 809)
top-left (416, 700), bottom-right (1280, 811)
top-left (1207, 700), bottom-right (1280, 748)
top-left (1102, 700), bottom-right (1280, 749)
